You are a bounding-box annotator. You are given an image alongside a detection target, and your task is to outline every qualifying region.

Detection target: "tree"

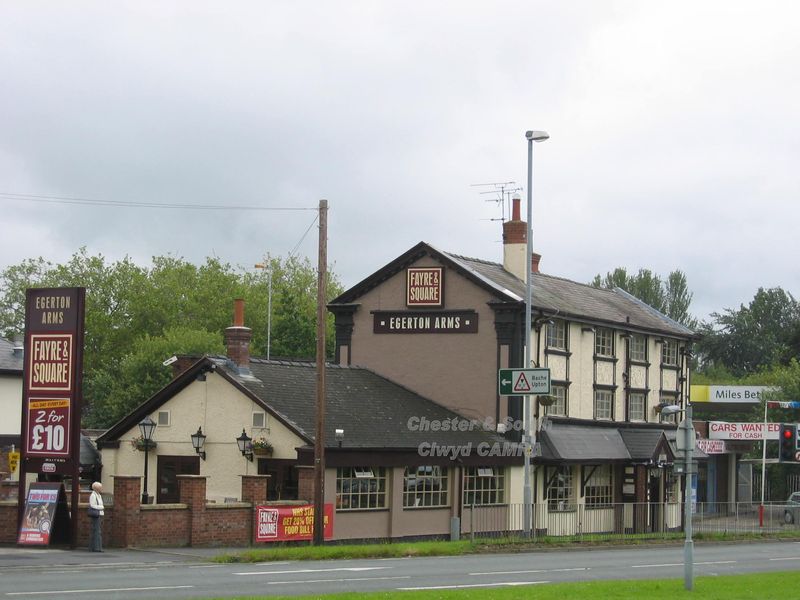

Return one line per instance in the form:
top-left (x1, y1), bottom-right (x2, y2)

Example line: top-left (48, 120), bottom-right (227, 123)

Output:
top-left (696, 287), bottom-right (800, 377)
top-left (591, 267), bottom-right (696, 328)
top-left (0, 250), bottom-right (343, 427)
top-left (85, 326), bottom-right (225, 427)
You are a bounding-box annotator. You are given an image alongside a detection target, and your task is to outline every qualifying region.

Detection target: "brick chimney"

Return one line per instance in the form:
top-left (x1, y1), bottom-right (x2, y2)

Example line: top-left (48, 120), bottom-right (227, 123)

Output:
top-left (502, 195), bottom-right (542, 279)
top-left (503, 194), bottom-right (528, 280)
top-left (225, 299), bottom-right (252, 374)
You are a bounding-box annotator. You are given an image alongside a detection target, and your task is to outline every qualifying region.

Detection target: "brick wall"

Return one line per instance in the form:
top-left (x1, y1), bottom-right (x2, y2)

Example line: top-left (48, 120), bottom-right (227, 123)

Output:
top-left (297, 466), bottom-right (315, 503)
top-left (2, 475), bottom-right (269, 548)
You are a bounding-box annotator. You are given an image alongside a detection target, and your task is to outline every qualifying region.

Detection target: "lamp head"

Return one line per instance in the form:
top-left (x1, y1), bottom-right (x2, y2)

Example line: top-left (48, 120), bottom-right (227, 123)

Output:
top-left (526, 130), bottom-right (549, 142)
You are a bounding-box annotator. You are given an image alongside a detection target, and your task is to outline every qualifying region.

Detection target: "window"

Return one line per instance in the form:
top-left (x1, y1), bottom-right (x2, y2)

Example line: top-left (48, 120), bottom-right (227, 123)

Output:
top-left (595, 328), bottom-right (614, 358)
top-left (403, 466), bottom-right (449, 508)
top-left (594, 389), bottom-right (613, 420)
top-left (659, 395), bottom-right (679, 423)
top-left (336, 467), bottom-right (387, 510)
top-left (585, 465), bottom-right (613, 508)
top-left (630, 334), bottom-right (646, 362)
top-left (661, 339), bottom-right (678, 366)
top-left (463, 467), bottom-right (505, 506)
top-left (666, 472), bottom-right (679, 503)
top-left (543, 384), bottom-right (567, 417)
top-left (629, 392), bottom-right (646, 422)
top-left (547, 466), bottom-right (574, 511)
top-left (546, 320), bottom-right (566, 350)
top-left (252, 411), bottom-right (267, 429)
top-left (157, 411), bottom-right (170, 427)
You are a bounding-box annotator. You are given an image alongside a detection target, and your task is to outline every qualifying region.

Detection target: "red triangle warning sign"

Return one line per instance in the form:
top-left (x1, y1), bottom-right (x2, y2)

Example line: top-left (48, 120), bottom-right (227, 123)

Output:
top-left (513, 372), bottom-right (531, 392)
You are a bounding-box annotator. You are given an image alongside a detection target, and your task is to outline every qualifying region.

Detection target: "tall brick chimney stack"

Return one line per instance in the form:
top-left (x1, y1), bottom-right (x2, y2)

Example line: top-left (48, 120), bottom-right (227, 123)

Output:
top-left (503, 195), bottom-right (528, 280)
top-left (225, 299), bottom-right (252, 374)
top-left (502, 195), bottom-right (542, 279)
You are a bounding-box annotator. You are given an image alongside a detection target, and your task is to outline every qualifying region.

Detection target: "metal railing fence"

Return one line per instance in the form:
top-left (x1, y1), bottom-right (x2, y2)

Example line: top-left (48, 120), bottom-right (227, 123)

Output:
top-left (463, 501), bottom-right (800, 541)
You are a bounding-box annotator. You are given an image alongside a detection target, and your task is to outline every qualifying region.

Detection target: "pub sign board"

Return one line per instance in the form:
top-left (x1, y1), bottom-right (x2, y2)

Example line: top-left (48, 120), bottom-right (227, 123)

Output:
top-left (406, 267), bottom-right (443, 307)
top-left (21, 288), bottom-right (85, 474)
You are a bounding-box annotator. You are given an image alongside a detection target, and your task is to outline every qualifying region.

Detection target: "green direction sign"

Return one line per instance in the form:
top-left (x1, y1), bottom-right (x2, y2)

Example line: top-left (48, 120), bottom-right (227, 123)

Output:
top-left (498, 368), bottom-right (551, 396)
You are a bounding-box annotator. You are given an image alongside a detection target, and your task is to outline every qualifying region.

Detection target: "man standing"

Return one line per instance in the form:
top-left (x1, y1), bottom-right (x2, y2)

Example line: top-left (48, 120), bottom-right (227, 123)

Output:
top-left (88, 482), bottom-right (104, 552)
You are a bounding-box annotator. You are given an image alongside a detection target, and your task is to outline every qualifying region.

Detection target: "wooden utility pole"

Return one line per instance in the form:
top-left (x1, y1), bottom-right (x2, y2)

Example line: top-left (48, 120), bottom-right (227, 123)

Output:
top-left (313, 199), bottom-right (328, 545)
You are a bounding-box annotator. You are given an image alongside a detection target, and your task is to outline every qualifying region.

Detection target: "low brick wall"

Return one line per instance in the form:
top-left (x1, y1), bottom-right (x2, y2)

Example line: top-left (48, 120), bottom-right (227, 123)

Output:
top-left (0, 474), bottom-right (271, 548)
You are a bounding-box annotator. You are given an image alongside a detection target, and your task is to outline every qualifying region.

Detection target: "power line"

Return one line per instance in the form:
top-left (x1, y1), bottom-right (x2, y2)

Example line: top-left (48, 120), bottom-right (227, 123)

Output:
top-left (0, 192), bottom-right (315, 211)
top-left (288, 213), bottom-right (320, 258)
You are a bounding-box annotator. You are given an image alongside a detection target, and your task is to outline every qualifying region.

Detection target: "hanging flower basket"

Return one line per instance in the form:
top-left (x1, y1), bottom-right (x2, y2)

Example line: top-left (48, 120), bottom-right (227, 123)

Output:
top-left (537, 395), bottom-right (556, 407)
top-left (131, 436), bottom-right (157, 451)
top-left (251, 438), bottom-right (273, 456)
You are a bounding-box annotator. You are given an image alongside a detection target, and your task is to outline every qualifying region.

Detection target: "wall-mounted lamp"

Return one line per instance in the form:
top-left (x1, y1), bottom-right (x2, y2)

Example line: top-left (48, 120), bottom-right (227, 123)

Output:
top-left (335, 428), bottom-right (344, 448)
top-left (236, 429), bottom-right (253, 461)
top-left (191, 427), bottom-right (207, 460)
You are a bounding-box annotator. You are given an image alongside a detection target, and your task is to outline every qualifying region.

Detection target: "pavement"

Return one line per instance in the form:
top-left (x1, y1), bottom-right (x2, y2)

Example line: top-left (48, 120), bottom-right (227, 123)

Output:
top-left (0, 544), bottom-right (250, 570)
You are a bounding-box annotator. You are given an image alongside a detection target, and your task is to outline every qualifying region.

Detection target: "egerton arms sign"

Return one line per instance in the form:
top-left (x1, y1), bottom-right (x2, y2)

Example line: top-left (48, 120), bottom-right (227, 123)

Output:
top-left (21, 288), bottom-right (85, 471)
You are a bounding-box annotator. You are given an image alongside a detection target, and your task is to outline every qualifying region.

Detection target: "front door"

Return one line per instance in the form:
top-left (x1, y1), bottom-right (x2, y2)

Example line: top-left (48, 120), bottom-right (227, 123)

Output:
top-left (157, 455), bottom-right (200, 504)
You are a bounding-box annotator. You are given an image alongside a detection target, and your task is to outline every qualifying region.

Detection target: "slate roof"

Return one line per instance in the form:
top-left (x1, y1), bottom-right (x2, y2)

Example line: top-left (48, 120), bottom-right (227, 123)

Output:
top-left (220, 357), bottom-right (510, 451)
top-left (441, 251), bottom-right (694, 337)
top-left (330, 242), bottom-right (694, 338)
top-left (0, 338), bottom-right (23, 374)
top-left (538, 417), bottom-right (678, 464)
top-left (98, 355), bottom-right (511, 454)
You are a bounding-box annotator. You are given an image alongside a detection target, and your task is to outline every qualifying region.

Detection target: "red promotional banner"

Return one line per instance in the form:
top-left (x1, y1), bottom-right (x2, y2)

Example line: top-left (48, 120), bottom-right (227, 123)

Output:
top-left (255, 504), bottom-right (333, 542)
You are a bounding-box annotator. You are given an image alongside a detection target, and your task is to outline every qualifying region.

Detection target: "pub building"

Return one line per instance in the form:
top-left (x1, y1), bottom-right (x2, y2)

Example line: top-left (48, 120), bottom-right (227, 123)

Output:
top-left (328, 195), bottom-right (698, 534)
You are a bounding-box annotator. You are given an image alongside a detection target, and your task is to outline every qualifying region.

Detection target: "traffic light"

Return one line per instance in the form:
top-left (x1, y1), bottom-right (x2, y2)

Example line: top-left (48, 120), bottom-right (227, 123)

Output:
top-left (779, 424), bottom-right (798, 462)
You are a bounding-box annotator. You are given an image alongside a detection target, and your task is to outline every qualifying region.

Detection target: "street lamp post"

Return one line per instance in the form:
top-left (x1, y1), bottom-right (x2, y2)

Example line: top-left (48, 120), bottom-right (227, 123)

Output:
top-left (523, 129), bottom-right (549, 538)
top-left (663, 402), bottom-right (695, 591)
top-left (138, 416), bottom-right (157, 504)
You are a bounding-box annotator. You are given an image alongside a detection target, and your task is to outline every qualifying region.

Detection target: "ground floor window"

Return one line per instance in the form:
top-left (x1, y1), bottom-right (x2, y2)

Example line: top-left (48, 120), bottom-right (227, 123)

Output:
top-left (463, 467), bottom-right (505, 505)
top-left (547, 466), bottom-right (575, 511)
top-left (336, 467), bottom-right (387, 510)
top-left (584, 465), bottom-right (613, 508)
top-left (403, 466), bottom-right (449, 508)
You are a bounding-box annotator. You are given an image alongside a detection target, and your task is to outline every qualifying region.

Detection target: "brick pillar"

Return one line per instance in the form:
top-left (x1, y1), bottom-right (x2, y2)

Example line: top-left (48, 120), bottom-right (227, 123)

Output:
top-left (111, 476), bottom-right (142, 548)
top-left (296, 466), bottom-right (315, 503)
top-left (178, 475), bottom-right (208, 547)
top-left (241, 475), bottom-right (270, 505)
top-left (241, 475), bottom-right (270, 544)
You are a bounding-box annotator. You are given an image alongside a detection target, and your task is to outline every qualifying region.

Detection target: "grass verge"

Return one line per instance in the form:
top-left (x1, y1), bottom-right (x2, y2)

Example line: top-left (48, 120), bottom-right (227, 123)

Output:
top-left (214, 530), bottom-right (800, 563)
top-left (212, 571), bottom-right (800, 599)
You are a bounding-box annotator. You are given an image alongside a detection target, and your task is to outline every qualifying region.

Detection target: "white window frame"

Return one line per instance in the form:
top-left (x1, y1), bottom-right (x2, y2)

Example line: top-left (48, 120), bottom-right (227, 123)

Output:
top-left (594, 389), bottom-right (613, 420)
top-left (661, 339), bottom-right (678, 366)
top-left (595, 328), bottom-right (614, 358)
top-left (463, 467), bottom-right (505, 506)
top-left (543, 385), bottom-right (567, 417)
top-left (630, 334), bottom-right (647, 362)
top-left (629, 392), bottom-right (646, 422)
top-left (252, 411), bottom-right (267, 429)
top-left (336, 467), bottom-right (387, 511)
top-left (585, 465), bottom-right (613, 509)
top-left (157, 410), bottom-right (171, 427)
top-left (547, 466), bottom-right (575, 511)
top-left (546, 320), bottom-right (566, 350)
top-left (403, 466), bottom-right (449, 508)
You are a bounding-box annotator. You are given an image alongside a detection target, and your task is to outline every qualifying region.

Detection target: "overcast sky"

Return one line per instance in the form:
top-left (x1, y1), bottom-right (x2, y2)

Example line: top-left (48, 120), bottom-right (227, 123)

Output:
top-left (1, 1), bottom-right (797, 322)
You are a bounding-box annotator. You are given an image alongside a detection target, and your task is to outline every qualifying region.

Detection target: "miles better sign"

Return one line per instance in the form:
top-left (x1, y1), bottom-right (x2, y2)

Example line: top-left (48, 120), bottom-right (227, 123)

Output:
top-left (498, 368), bottom-right (551, 396)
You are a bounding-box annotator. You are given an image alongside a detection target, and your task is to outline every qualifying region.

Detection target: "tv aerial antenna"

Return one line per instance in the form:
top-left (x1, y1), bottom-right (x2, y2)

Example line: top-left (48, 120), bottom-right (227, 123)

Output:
top-left (471, 181), bottom-right (522, 223)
